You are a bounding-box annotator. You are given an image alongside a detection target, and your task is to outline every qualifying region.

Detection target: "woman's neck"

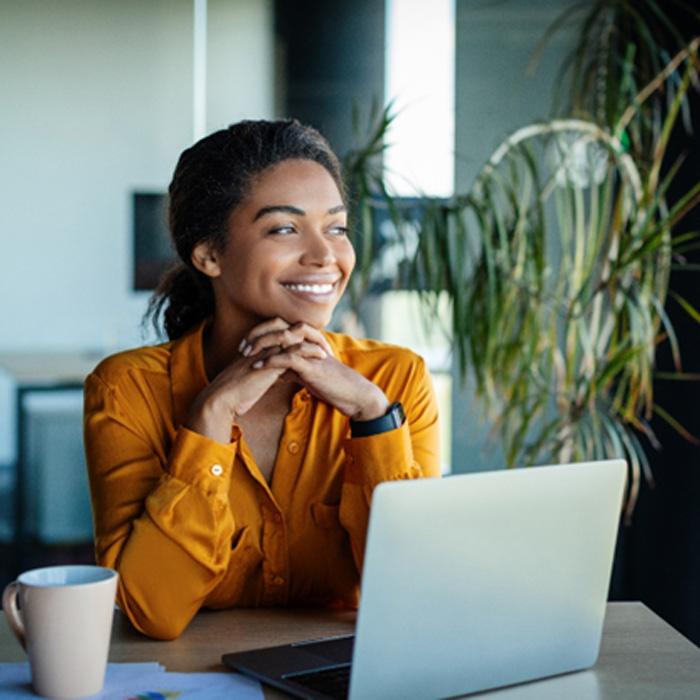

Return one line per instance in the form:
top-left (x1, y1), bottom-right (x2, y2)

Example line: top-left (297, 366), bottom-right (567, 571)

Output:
top-left (202, 311), bottom-right (252, 381)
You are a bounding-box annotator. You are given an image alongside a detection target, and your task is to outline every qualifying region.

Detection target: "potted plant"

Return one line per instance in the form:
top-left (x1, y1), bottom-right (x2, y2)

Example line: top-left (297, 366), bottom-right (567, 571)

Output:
top-left (343, 7), bottom-right (700, 518)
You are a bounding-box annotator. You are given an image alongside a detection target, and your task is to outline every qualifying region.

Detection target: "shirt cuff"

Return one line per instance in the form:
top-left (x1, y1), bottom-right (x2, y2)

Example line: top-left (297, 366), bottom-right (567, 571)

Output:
top-left (343, 422), bottom-right (421, 488)
top-left (167, 426), bottom-right (240, 498)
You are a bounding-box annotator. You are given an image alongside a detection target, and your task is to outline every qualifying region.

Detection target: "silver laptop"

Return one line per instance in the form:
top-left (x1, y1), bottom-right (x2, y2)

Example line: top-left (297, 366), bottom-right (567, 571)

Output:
top-left (222, 459), bottom-right (626, 699)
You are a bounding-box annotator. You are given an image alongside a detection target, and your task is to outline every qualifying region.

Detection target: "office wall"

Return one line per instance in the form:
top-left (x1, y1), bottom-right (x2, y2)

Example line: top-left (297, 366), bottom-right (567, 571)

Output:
top-left (0, 0), bottom-right (273, 352)
top-left (0, 0), bottom-right (274, 463)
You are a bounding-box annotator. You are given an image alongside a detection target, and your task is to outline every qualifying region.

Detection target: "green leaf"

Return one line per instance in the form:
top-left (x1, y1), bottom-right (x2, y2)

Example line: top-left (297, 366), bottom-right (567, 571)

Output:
top-left (669, 290), bottom-right (700, 325)
top-left (654, 372), bottom-right (700, 381)
top-left (653, 404), bottom-right (700, 445)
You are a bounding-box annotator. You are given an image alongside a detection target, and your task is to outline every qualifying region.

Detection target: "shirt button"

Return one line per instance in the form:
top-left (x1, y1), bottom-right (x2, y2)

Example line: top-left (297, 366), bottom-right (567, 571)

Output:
top-left (273, 576), bottom-right (285, 586)
top-left (287, 441), bottom-right (300, 454)
top-left (210, 464), bottom-right (223, 476)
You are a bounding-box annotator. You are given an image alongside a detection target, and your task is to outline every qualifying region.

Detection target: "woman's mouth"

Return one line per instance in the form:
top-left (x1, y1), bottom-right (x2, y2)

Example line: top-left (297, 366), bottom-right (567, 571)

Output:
top-left (281, 280), bottom-right (339, 303)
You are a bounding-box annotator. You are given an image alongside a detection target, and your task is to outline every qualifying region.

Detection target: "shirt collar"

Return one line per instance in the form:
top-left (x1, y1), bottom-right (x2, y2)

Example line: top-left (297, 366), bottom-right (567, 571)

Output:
top-left (170, 320), bottom-right (209, 428)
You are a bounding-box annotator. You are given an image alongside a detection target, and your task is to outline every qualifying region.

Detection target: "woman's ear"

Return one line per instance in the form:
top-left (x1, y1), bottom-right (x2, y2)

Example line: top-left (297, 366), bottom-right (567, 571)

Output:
top-left (191, 241), bottom-right (221, 278)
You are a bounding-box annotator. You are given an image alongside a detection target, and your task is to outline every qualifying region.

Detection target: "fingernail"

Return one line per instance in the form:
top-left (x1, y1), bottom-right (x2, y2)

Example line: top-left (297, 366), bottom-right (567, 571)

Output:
top-left (238, 339), bottom-right (246, 352)
top-left (252, 360), bottom-right (263, 369)
top-left (243, 344), bottom-right (252, 357)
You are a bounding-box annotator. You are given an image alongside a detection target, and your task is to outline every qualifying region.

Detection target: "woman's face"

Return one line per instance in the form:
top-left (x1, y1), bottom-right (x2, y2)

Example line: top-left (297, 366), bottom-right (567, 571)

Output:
top-left (198, 158), bottom-right (355, 329)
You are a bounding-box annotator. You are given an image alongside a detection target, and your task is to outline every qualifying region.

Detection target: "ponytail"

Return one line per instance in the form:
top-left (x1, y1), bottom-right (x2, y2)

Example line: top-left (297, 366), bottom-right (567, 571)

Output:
top-left (145, 264), bottom-right (214, 341)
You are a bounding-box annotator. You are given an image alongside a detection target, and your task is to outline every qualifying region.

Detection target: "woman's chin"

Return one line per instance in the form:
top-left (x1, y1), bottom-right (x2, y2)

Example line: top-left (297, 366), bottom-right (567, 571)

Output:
top-left (288, 314), bottom-right (330, 329)
top-left (268, 306), bottom-right (332, 329)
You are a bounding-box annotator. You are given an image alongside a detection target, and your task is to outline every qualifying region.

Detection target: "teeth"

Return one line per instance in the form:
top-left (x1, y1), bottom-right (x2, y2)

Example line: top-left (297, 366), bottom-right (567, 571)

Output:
top-left (283, 283), bottom-right (334, 293)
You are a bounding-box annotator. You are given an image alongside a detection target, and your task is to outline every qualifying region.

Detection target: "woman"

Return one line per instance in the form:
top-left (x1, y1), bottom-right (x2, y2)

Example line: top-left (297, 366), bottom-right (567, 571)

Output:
top-left (84, 119), bottom-right (440, 640)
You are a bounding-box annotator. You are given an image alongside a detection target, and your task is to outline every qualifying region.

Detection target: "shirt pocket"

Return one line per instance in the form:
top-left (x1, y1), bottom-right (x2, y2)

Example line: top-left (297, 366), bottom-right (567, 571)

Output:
top-left (310, 501), bottom-right (342, 530)
top-left (308, 502), bottom-right (359, 603)
top-left (206, 525), bottom-right (263, 608)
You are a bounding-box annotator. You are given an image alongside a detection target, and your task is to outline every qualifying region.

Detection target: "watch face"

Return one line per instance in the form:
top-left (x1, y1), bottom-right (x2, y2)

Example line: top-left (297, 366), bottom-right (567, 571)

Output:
top-left (385, 402), bottom-right (404, 429)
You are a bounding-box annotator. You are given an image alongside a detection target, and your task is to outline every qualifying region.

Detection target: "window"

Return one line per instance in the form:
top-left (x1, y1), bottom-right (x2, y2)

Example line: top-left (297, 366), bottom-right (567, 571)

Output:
top-left (382, 0), bottom-right (455, 473)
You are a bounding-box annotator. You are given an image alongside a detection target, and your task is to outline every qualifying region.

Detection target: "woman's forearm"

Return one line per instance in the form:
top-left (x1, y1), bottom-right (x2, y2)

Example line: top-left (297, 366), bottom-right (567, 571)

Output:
top-left (186, 392), bottom-right (237, 444)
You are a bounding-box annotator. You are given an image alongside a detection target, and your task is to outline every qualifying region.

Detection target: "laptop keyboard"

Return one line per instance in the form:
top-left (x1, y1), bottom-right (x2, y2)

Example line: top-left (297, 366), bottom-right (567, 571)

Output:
top-left (285, 664), bottom-right (351, 700)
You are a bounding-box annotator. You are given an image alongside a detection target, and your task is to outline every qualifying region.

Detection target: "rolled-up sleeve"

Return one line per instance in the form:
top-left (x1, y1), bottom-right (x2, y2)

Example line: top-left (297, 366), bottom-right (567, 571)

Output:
top-left (84, 372), bottom-right (238, 640)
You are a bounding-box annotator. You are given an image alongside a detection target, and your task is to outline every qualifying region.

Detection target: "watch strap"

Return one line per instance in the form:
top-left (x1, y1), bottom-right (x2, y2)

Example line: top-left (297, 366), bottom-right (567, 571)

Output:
top-left (350, 401), bottom-right (406, 438)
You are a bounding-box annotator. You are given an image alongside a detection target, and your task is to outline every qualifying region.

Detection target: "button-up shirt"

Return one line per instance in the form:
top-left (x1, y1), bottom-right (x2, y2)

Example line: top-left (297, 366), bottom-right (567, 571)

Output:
top-left (83, 321), bottom-right (440, 639)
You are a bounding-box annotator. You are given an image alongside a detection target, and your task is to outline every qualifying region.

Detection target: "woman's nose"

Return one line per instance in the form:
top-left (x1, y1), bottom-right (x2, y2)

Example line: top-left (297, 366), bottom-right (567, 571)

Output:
top-left (300, 230), bottom-right (335, 267)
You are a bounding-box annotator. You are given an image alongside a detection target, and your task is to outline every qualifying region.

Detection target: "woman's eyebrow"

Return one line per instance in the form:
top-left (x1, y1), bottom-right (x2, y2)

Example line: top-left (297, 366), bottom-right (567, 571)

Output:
top-left (253, 205), bottom-right (304, 221)
top-left (253, 204), bottom-right (346, 221)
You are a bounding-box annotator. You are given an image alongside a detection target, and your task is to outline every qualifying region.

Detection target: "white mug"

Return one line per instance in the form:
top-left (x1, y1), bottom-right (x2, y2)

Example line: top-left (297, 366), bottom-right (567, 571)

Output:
top-left (2, 565), bottom-right (118, 699)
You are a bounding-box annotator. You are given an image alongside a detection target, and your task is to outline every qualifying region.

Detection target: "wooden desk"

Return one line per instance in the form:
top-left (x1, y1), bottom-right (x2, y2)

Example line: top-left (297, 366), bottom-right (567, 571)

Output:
top-left (2, 603), bottom-right (700, 698)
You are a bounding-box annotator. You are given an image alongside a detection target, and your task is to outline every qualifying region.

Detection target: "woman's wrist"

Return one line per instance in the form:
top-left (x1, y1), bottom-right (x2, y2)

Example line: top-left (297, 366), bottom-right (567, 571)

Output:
top-left (351, 390), bottom-right (389, 422)
top-left (186, 393), bottom-right (237, 444)
top-left (350, 401), bottom-right (405, 437)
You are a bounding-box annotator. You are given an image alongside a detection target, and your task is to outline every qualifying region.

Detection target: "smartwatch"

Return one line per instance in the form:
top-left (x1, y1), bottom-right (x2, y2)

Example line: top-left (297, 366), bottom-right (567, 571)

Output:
top-left (350, 401), bottom-right (406, 438)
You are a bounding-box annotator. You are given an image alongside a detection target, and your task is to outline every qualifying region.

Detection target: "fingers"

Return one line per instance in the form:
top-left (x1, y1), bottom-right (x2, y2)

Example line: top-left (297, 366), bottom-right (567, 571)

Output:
top-left (239, 317), bottom-right (290, 354)
top-left (291, 322), bottom-right (334, 357)
top-left (243, 327), bottom-right (302, 357)
top-left (210, 347), bottom-right (282, 390)
top-left (253, 350), bottom-right (308, 372)
top-left (294, 341), bottom-right (327, 360)
top-left (244, 344), bottom-right (283, 366)
top-left (242, 321), bottom-right (334, 358)
top-left (251, 342), bottom-right (326, 369)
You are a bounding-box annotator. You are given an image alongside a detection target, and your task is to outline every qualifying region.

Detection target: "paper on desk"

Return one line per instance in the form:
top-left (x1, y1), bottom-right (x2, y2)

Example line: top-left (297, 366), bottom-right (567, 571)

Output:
top-left (0, 662), bottom-right (264, 700)
top-left (99, 670), bottom-right (264, 700)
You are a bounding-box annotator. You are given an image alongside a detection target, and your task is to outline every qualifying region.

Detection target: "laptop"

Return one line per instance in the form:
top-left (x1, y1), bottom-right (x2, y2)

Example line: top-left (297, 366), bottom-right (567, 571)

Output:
top-left (222, 459), bottom-right (626, 699)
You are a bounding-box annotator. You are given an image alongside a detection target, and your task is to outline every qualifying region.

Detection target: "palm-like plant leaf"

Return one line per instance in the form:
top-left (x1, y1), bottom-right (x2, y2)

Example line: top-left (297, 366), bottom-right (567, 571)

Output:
top-left (343, 28), bottom-right (699, 515)
top-left (534, 0), bottom-right (700, 173)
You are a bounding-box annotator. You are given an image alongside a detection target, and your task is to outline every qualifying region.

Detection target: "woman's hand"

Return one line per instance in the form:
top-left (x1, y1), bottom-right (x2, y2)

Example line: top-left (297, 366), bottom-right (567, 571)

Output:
top-left (241, 319), bottom-right (389, 422)
top-left (186, 318), bottom-right (327, 443)
top-left (239, 317), bottom-right (334, 359)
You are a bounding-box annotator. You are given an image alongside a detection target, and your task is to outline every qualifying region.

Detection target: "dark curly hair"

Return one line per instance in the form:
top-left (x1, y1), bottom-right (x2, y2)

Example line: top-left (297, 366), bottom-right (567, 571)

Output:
top-left (145, 119), bottom-right (345, 340)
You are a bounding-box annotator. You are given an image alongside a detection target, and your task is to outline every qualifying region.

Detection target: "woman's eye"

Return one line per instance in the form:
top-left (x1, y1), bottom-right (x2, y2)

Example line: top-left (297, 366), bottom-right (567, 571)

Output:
top-left (328, 225), bottom-right (348, 236)
top-left (269, 225), bottom-right (296, 235)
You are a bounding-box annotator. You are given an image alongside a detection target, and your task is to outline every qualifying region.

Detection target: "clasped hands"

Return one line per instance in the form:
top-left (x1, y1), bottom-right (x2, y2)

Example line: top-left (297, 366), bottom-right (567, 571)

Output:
top-left (188, 317), bottom-right (389, 444)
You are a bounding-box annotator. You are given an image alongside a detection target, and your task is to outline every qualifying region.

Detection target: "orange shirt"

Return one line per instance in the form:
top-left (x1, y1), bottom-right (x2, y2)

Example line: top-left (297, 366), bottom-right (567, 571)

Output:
top-left (83, 321), bottom-right (440, 639)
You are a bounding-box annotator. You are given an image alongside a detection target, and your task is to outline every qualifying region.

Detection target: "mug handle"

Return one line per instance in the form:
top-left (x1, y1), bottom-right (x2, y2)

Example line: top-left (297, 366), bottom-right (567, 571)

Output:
top-left (2, 581), bottom-right (26, 650)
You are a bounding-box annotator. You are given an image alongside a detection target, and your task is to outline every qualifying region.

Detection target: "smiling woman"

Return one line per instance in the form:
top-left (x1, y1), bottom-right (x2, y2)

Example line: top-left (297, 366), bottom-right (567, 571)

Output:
top-left (82, 120), bottom-right (440, 640)
top-left (193, 158), bottom-right (355, 338)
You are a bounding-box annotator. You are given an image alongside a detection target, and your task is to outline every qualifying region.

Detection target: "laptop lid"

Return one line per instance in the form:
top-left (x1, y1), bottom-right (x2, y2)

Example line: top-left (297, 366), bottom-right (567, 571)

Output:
top-left (348, 459), bottom-right (626, 699)
top-left (222, 459), bottom-right (626, 699)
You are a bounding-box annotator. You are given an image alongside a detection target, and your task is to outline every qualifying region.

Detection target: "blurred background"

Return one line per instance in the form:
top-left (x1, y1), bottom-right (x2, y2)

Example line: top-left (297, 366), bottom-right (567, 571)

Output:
top-left (1, 0), bottom-right (699, 647)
